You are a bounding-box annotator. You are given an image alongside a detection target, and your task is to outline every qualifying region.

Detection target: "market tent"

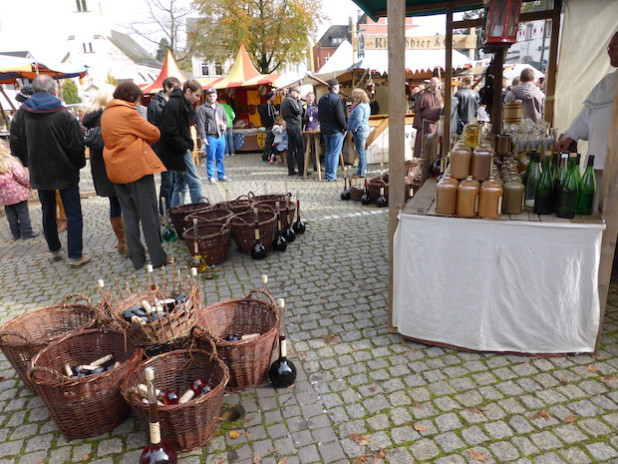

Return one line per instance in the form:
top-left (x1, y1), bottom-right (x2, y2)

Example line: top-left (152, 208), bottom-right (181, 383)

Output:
top-left (213, 44), bottom-right (280, 89)
top-left (0, 54), bottom-right (88, 84)
top-left (140, 50), bottom-right (184, 94)
top-left (316, 40), bottom-right (354, 74)
top-left (502, 63), bottom-right (544, 81)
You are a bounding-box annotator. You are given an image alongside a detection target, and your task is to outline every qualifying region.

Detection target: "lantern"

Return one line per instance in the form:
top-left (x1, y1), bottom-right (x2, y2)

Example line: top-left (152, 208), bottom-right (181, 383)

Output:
top-left (483, 0), bottom-right (522, 47)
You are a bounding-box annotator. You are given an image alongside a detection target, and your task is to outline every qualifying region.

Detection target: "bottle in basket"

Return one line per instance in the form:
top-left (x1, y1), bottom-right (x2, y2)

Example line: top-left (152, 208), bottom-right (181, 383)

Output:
top-left (139, 367), bottom-right (178, 464)
top-left (251, 208), bottom-right (267, 260)
top-left (189, 218), bottom-right (208, 273)
top-left (283, 198), bottom-right (295, 243)
top-left (268, 334), bottom-right (297, 388)
top-left (273, 202), bottom-right (287, 252)
top-left (341, 177), bottom-right (351, 200)
top-left (376, 187), bottom-right (388, 208)
top-left (292, 192), bottom-right (305, 234)
top-left (360, 177), bottom-right (371, 205)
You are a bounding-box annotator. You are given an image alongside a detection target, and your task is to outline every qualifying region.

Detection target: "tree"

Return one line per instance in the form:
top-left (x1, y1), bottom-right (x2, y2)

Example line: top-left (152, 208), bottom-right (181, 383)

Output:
top-left (156, 38), bottom-right (171, 61)
top-left (191, 0), bottom-right (322, 74)
top-left (61, 80), bottom-right (82, 104)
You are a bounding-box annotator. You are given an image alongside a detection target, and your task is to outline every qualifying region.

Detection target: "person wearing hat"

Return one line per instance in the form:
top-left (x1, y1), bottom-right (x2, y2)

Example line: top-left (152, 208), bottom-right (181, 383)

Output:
top-left (258, 92), bottom-right (277, 162)
top-left (15, 86), bottom-right (34, 104)
top-left (280, 85), bottom-right (305, 176)
top-left (318, 78), bottom-right (347, 181)
top-left (196, 88), bottom-right (230, 184)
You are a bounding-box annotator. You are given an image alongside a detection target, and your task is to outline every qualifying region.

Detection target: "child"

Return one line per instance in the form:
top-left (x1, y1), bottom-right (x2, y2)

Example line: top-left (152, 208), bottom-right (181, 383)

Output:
top-left (271, 116), bottom-right (288, 165)
top-left (0, 142), bottom-right (37, 240)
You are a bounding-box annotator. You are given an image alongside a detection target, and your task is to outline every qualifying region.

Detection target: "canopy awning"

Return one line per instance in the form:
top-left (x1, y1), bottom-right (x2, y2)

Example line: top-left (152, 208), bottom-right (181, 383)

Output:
top-left (140, 50), bottom-right (184, 94)
top-left (213, 44), bottom-right (280, 89)
top-left (0, 54), bottom-right (88, 84)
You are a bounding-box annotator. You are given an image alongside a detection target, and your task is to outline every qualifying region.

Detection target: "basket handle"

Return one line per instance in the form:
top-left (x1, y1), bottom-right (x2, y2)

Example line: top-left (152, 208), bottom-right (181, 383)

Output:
top-left (245, 289), bottom-right (276, 307)
top-left (61, 293), bottom-right (93, 307)
top-left (28, 365), bottom-right (65, 382)
top-left (0, 330), bottom-right (34, 344)
top-left (235, 194), bottom-right (250, 202)
top-left (190, 325), bottom-right (219, 362)
top-left (247, 191), bottom-right (256, 200)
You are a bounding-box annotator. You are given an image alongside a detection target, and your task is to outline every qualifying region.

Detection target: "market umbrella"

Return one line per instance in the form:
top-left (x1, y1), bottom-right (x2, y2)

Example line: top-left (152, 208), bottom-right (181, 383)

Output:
top-left (0, 54), bottom-right (88, 84)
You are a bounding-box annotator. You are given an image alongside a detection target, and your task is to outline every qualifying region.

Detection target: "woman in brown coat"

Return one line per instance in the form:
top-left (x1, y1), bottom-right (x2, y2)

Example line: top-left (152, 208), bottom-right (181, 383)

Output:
top-left (101, 82), bottom-right (171, 270)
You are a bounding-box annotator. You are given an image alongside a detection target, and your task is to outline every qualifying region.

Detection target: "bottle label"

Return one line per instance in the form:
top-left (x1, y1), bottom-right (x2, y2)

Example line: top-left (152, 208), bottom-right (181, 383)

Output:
top-left (474, 194), bottom-right (479, 214)
top-left (149, 422), bottom-right (162, 444)
top-left (280, 339), bottom-right (287, 358)
top-left (255, 229), bottom-right (260, 240)
top-left (498, 196), bottom-right (502, 216)
top-left (179, 389), bottom-right (195, 404)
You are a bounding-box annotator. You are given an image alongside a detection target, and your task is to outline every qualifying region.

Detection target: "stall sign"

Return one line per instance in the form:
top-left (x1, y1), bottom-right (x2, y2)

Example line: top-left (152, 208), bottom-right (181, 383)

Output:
top-left (363, 35), bottom-right (476, 50)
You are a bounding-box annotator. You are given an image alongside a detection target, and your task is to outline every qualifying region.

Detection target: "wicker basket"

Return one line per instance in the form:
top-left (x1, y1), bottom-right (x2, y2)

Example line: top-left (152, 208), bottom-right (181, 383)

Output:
top-left (169, 198), bottom-right (210, 237)
top-left (230, 209), bottom-right (277, 254)
top-left (185, 205), bottom-right (234, 228)
top-left (253, 200), bottom-right (296, 229)
top-left (220, 195), bottom-right (252, 214)
top-left (121, 344), bottom-right (229, 452)
top-left (108, 284), bottom-right (199, 348)
top-left (248, 192), bottom-right (291, 205)
top-left (28, 328), bottom-right (142, 439)
top-left (194, 290), bottom-right (279, 391)
top-left (0, 294), bottom-right (102, 391)
top-left (368, 174), bottom-right (389, 204)
top-left (350, 186), bottom-right (364, 201)
top-left (181, 222), bottom-right (232, 265)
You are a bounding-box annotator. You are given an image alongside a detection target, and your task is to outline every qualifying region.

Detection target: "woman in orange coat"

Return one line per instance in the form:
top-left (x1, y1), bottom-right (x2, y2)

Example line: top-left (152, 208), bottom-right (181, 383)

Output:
top-left (101, 82), bottom-right (171, 270)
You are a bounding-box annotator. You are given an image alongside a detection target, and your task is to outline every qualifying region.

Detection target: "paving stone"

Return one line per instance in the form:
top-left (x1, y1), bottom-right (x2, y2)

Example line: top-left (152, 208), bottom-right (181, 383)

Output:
top-left (434, 431), bottom-right (465, 453)
top-left (558, 447), bottom-right (592, 464)
top-left (586, 442), bottom-right (618, 461)
top-left (578, 417), bottom-right (612, 436)
top-left (529, 431), bottom-right (563, 450)
top-left (489, 441), bottom-right (519, 462)
top-left (409, 438), bottom-right (440, 461)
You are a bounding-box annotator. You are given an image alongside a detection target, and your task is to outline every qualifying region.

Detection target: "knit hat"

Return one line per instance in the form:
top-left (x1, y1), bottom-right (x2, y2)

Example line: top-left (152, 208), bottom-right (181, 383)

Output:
top-left (265, 91), bottom-right (275, 100)
top-left (205, 88), bottom-right (217, 95)
top-left (16, 86), bottom-right (34, 103)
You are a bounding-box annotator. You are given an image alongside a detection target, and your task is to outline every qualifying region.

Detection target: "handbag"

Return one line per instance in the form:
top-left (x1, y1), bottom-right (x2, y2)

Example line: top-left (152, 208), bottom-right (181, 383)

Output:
top-left (84, 127), bottom-right (105, 150)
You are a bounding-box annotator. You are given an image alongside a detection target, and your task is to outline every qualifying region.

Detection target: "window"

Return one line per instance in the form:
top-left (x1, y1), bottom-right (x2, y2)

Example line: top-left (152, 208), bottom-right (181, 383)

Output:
top-left (88, 43), bottom-right (93, 53)
top-left (82, 43), bottom-right (87, 53)
top-left (525, 23), bottom-right (534, 40)
top-left (215, 63), bottom-right (223, 75)
top-left (68, 35), bottom-right (75, 40)
top-left (201, 63), bottom-right (210, 76)
top-left (76, 0), bottom-right (88, 12)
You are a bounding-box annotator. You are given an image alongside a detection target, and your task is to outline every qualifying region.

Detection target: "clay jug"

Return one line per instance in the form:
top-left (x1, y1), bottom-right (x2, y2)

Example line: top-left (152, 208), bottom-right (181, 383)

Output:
top-left (478, 176), bottom-right (503, 219)
top-left (436, 174), bottom-right (459, 215)
top-left (456, 176), bottom-right (479, 218)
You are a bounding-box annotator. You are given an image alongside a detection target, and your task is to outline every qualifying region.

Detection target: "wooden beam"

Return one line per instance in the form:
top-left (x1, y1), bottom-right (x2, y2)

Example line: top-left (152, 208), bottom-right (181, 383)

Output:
top-left (491, 49), bottom-right (504, 135)
top-left (387, 0), bottom-right (406, 333)
top-left (595, 65), bottom-right (618, 352)
top-left (374, 0), bottom-right (480, 18)
top-left (452, 19), bottom-right (482, 29)
top-left (443, 8), bottom-right (453, 157)
top-left (544, 0), bottom-right (562, 125)
top-left (519, 10), bottom-right (554, 23)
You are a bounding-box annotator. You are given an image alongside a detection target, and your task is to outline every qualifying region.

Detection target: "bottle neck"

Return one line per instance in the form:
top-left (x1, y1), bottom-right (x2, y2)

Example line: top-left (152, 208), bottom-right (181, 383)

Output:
top-left (280, 338), bottom-right (287, 358)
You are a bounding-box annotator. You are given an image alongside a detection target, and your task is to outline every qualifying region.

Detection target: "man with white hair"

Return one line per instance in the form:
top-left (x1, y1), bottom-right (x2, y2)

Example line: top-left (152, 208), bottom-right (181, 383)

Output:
top-left (504, 67), bottom-right (545, 122)
top-left (10, 75), bottom-right (89, 267)
top-left (413, 77), bottom-right (443, 158)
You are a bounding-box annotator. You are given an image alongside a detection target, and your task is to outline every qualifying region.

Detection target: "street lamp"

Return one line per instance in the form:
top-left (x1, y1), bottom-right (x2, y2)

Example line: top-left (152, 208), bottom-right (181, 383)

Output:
top-left (483, 0), bottom-right (523, 49)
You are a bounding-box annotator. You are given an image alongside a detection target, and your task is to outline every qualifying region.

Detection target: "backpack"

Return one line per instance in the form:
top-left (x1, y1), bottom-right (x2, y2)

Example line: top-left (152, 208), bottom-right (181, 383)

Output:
top-left (84, 127), bottom-right (105, 150)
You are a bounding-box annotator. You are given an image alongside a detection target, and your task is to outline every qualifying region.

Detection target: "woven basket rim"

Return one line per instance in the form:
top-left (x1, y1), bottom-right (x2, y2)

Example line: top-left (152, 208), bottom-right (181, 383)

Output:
top-left (182, 223), bottom-right (230, 241)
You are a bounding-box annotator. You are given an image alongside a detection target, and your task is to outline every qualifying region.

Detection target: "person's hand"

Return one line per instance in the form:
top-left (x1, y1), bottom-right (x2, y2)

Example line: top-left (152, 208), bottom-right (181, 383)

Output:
top-left (555, 137), bottom-right (574, 152)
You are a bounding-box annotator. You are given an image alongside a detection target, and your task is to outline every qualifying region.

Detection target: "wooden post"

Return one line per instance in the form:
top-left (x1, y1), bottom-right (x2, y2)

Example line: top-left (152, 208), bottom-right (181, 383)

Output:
top-left (544, 0), bottom-right (562, 125)
top-left (387, 0), bottom-right (406, 332)
top-left (443, 8), bottom-right (453, 157)
top-left (595, 72), bottom-right (618, 352)
top-left (491, 49), bottom-right (504, 135)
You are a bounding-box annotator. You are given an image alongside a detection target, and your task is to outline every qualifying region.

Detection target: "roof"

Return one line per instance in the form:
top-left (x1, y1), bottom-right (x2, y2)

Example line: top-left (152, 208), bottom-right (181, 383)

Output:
top-left (140, 50), bottom-right (186, 94)
top-left (0, 51), bottom-right (35, 59)
top-left (212, 44), bottom-right (280, 89)
top-left (316, 25), bottom-right (352, 48)
top-left (108, 30), bottom-right (161, 68)
top-left (0, 54), bottom-right (88, 84)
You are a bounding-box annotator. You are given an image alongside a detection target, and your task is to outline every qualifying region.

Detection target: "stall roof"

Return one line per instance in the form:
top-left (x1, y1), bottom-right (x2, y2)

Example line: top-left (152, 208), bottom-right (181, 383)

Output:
top-left (140, 50), bottom-right (185, 95)
top-left (354, 0), bottom-right (483, 20)
top-left (213, 44), bottom-right (280, 89)
top-left (0, 54), bottom-right (88, 84)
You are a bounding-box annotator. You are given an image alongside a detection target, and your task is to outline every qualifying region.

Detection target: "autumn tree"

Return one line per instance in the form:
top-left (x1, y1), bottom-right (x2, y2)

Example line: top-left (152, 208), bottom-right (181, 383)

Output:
top-left (61, 79), bottom-right (82, 104)
top-left (190, 0), bottom-right (322, 74)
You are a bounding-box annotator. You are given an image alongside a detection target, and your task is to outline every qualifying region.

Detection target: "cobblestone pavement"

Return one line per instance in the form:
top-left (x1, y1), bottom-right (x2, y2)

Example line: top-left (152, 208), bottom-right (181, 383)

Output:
top-left (1, 153), bottom-right (617, 464)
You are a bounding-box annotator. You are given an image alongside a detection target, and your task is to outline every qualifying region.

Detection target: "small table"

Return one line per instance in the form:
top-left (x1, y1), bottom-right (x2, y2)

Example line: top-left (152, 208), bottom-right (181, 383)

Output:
top-left (302, 130), bottom-right (346, 180)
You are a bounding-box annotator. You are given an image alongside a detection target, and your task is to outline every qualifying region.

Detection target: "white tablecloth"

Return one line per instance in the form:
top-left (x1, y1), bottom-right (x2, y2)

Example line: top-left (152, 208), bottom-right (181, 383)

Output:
top-left (393, 214), bottom-right (605, 353)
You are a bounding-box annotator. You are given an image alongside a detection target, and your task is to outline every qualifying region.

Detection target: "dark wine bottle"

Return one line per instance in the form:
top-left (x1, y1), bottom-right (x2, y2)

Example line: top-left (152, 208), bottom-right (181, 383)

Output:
top-left (553, 153), bottom-right (568, 209)
top-left (161, 197), bottom-right (177, 243)
top-left (292, 194), bottom-right (305, 234)
top-left (576, 154), bottom-right (596, 215)
top-left (524, 152), bottom-right (541, 208)
top-left (376, 187), bottom-right (388, 208)
top-left (360, 177), bottom-right (371, 205)
top-left (273, 202), bottom-right (287, 252)
top-left (534, 153), bottom-right (553, 214)
top-left (283, 199), bottom-right (295, 243)
top-left (341, 177), bottom-right (351, 200)
top-left (139, 368), bottom-right (178, 464)
top-left (556, 155), bottom-right (579, 219)
top-left (268, 335), bottom-right (297, 388)
top-left (251, 208), bottom-right (267, 260)
top-left (162, 388), bottom-right (181, 405)
top-left (189, 218), bottom-right (207, 273)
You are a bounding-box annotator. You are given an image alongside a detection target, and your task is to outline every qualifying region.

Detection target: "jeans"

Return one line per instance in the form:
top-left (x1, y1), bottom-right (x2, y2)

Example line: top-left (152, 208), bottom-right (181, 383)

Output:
top-left (171, 150), bottom-right (204, 207)
top-left (353, 130), bottom-right (369, 177)
top-left (39, 185), bottom-right (83, 259)
top-left (323, 132), bottom-right (345, 181)
top-left (159, 171), bottom-right (173, 212)
top-left (225, 127), bottom-right (235, 155)
top-left (206, 135), bottom-right (226, 179)
top-left (4, 200), bottom-right (33, 239)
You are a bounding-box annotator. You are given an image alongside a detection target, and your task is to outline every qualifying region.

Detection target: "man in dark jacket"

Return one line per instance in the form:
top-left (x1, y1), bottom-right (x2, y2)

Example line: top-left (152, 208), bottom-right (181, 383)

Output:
top-left (280, 85), bottom-right (305, 176)
top-left (147, 76), bottom-right (180, 212)
top-left (258, 92), bottom-right (277, 162)
top-left (318, 78), bottom-right (347, 181)
top-left (158, 79), bottom-right (203, 207)
top-left (9, 75), bottom-right (89, 267)
top-left (454, 76), bottom-right (479, 133)
top-left (196, 88), bottom-right (230, 184)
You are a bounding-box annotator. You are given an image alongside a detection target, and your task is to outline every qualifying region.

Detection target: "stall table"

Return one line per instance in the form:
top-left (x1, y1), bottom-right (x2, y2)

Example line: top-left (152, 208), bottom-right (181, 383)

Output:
top-left (393, 179), bottom-right (605, 354)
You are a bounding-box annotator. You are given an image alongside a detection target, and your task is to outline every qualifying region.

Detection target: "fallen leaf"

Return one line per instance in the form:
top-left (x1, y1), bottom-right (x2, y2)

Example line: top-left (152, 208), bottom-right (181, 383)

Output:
top-left (0, 376), bottom-right (4, 382)
top-left (561, 377), bottom-right (570, 384)
top-left (253, 452), bottom-right (262, 463)
top-left (228, 430), bottom-right (242, 439)
top-left (82, 454), bottom-right (91, 461)
top-left (531, 410), bottom-right (550, 420)
top-left (468, 408), bottom-right (484, 414)
top-left (369, 387), bottom-right (376, 393)
top-left (37, 460), bottom-right (45, 464)
top-left (214, 459), bottom-right (225, 464)
top-left (349, 433), bottom-right (371, 446)
top-left (246, 432), bottom-right (253, 438)
top-left (287, 383), bottom-right (296, 389)
top-left (277, 458), bottom-right (288, 464)
top-left (374, 448), bottom-right (388, 460)
top-left (351, 454), bottom-right (372, 464)
top-left (467, 449), bottom-right (488, 461)
top-left (413, 402), bottom-right (421, 408)
top-left (565, 415), bottom-right (577, 423)
top-left (321, 334), bottom-right (341, 345)
top-left (413, 424), bottom-right (427, 433)
top-left (587, 364), bottom-right (598, 374)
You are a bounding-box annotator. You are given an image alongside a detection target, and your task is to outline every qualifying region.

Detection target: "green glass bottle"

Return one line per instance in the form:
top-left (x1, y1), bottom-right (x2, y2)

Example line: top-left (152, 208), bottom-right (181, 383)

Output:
top-left (556, 156), bottom-right (579, 219)
top-left (550, 153), bottom-right (558, 183)
top-left (524, 152), bottom-right (541, 208)
top-left (576, 155), bottom-right (596, 215)
top-left (534, 154), bottom-right (554, 214)
top-left (553, 153), bottom-right (568, 210)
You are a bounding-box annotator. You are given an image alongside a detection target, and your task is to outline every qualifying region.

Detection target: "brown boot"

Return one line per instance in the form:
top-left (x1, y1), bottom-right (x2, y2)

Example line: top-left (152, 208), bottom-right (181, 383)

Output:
top-left (110, 217), bottom-right (129, 255)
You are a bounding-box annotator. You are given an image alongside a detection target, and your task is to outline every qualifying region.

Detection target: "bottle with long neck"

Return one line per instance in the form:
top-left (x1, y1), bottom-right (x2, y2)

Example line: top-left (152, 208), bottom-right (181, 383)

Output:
top-left (283, 198), bottom-right (295, 243)
top-left (251, 208), bottom-right (267, 260)
top-left (576, 155), bottom-right (596, 215)
top-left (376, 187), bottom-right (388, 207)
top-left (524, 152), bottom-right (541, 208)
top-left (293, 192), bottom-right (305, 234)
top-left (268, 298), bottom-right (296, 388)
top-left (360, 177), bottom-right (371, 205)
top-left (161, 197), bottom-right (177, 242)
top-left (534, 153), bottom-right (554, 215)
top-left (556, 155), bottom-right (579, 219)
top-left (341, 177), bottom-right (351, 200)
top-left (273, 202), bottom-right (287, 252)
top-left (189, 218), bottom-right (207, 273)
top-left (553, 153), bottom-right (569, 209)
top-left (139, 368), bottom-right (177, 464)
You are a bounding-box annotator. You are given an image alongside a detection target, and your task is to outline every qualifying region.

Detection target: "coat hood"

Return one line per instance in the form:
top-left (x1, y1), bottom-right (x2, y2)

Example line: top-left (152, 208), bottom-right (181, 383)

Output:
top-left (21, 92), bottom-right (64, 113)
top-left (509, 82), bottom-right (543, 102)
top-left (105, 99), bottom-right (137, 111)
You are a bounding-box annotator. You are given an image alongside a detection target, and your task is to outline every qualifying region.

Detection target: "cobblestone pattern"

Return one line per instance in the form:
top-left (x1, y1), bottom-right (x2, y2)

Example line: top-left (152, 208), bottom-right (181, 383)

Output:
top-left (0, 154), bottom-right (617, 464)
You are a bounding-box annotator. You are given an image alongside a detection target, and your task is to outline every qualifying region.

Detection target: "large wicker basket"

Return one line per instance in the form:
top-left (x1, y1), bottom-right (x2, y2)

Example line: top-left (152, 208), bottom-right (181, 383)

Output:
top-left (253, 200), bottom-right (296, 229)
top-left (169, 198), bottom-right (210, 237)
top-left (230, 209), bottom-right (277, 254)
top-left (220, 195), bottom-right (252, 214)
top-left (28, 328), bottom-right (142, 439)
top-left (368, 174), bottom-right (389, 204)
top-left (194, 290), bottom-right (279, 391)
top-left (248, 192), bottom-right (291, 205)
top-left (182, 222), bottom-right (232, 265)
top-left (121, 344), bottom-right (229, 452)
top-left (0, 294), bottom-right (102, 391)
top-left (185, 205), bottom-right (234, 228)
top-left (107, 283), bottom-right (199, 348)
